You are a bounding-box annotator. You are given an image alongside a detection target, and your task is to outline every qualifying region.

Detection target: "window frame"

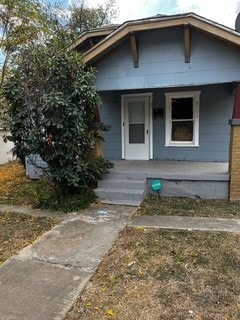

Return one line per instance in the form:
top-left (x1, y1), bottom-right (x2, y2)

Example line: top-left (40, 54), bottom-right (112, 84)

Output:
top-left (165, 91), bottom-right (200, 147)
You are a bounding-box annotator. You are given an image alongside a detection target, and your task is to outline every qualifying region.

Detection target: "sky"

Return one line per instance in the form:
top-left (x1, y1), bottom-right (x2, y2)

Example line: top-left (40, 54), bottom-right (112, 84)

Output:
top-left (48, 0), bottom-right (240, 30)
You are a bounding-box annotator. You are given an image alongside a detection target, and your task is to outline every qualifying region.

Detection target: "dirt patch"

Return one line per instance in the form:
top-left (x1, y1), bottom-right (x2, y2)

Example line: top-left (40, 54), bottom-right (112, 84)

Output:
top-left (137, 194), bottom-right (240, 219)
top-left (0, 211), bottom-right (58, 264)
top-left (65, 228), bottom-right (240, 320)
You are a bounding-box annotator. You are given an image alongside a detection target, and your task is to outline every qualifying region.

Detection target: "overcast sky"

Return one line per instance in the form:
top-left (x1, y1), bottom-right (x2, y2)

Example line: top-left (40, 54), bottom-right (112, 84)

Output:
top-left (51, 0), bottom-right (240, 29)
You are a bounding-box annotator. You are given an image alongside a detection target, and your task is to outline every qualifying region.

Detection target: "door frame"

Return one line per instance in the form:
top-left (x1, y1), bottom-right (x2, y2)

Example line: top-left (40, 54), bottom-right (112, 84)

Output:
top-left (121, 92), bottom-right (153, 160)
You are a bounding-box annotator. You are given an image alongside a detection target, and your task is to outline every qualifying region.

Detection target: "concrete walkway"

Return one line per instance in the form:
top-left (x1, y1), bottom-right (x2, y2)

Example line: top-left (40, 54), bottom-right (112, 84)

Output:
top-left (0, 204), bottom-right (240, 320)
top-left (0, 204), bottom-right (67, 219)
top-left (0, 204), bottom-right (135, 320)
top-left (129, 215), bottom-right (240, 233)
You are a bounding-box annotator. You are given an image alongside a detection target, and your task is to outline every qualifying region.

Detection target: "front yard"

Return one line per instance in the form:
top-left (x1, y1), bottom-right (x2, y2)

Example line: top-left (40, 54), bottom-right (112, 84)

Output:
top-left (137, 194), bottom-right (240, 219)
top-left (0, 162), bottom-right (60, 264)
top-left (0, 161), bottom-right (95, 211)
top-left (65, 228), bottom-right (240, 320)
top-left (0, 211), bottom-right (58, 265)
top-left (1, 161), bottom-right (240, 319)
top-left (0, 161), bottom-right (53, 207)
top-left (64, 191), bottom-right (240, 319)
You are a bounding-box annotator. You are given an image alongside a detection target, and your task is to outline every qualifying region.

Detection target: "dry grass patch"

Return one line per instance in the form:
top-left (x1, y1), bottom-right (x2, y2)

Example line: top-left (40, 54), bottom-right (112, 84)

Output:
top-left (65, 228), bottom-right (240, 320)
top-left (0, 211), bottom-right (58, 264)
top-left (0, 161), bottom-right (96, 211)
top-left (0, 161), bottom-right (52, 206)
top-left (137, 194), bottom-right (240, 219)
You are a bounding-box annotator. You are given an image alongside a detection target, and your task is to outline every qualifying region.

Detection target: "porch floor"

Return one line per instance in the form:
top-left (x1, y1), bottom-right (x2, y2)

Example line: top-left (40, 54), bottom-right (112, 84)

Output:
top-left (111, 160), bottom-right (229, 181)
top-left (97, 161), bottom-right (230, 204)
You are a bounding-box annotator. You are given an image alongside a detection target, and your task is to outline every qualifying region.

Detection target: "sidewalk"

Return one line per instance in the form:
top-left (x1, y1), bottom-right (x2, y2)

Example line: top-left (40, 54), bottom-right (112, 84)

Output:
top-left (129, 215), bottom-right (240, 232)
top-left (0, 205), bottom-right (240, 320)
top-left (0, 204), bottom-right (136, 320)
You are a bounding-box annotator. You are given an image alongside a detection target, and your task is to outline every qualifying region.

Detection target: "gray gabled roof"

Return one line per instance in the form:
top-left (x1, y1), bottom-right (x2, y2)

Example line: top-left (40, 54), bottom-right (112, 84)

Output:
top-left (69, 12), bottom-right (240, 64)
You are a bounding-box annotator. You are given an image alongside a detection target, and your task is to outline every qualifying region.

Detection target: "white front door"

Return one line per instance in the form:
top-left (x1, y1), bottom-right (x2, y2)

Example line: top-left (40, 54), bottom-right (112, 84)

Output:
top-left (122, 94), bottom-right (151, 160)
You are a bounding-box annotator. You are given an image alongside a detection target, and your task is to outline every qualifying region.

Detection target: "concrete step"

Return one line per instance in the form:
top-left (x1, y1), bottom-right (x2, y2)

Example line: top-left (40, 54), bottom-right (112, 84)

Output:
top-left (100, 199), bottom-right (142, 206)
top-left (98, 179), bottom-right (146, 190)
top-left (96, 171), bottom-right (147, 205)
top-left (102, 170), bottom-right (148, 181)
top-left (95, 188), bottom-right (145, 202)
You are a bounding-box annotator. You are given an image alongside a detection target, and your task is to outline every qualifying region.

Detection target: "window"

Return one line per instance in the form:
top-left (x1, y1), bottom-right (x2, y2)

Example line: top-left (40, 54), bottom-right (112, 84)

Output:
top-left (165, 91), bottom-right (200, 147)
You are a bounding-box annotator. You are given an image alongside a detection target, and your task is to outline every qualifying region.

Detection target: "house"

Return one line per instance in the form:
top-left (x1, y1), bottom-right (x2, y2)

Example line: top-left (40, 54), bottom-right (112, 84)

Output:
top-left (0, 128), bottom-right (14, 164)
top-left (0, 100), bottom-right (14, 164)
top-left (69, 12), bottom-right (240, 204)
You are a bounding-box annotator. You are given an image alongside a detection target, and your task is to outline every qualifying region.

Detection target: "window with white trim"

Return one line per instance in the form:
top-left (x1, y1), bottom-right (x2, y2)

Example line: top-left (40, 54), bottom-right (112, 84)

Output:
top-left (165, 91), bottom-right (200, 147)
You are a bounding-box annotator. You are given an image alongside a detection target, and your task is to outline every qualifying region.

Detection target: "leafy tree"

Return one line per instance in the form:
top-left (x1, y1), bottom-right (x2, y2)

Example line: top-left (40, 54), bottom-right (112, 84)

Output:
top-left (0, 0), bottom-right (51, 89)
top-left (0, 0), bottom-right (118, 91)
top-left (1, 0), bottom-right (115, 199)
top-left (3, 37), bottom-right (112, 192)
top-left (68, 0), bottom-right (118, 35)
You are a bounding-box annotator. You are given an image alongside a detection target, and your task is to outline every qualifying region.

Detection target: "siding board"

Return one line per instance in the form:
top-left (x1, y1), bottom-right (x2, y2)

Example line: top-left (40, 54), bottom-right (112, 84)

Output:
top-left (100, 84), bottom-right (232, 161)
top-left (96, 28), bottom-right (236, 162)
top-left (95, 28), bottom-right (240, 91)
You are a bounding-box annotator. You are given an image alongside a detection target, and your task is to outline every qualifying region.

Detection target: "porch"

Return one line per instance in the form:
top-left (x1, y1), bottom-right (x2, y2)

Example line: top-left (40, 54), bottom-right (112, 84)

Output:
top-left (95, 161), bottom-right (229, 206)
top-left (112, 160), bottom-right (229, 178)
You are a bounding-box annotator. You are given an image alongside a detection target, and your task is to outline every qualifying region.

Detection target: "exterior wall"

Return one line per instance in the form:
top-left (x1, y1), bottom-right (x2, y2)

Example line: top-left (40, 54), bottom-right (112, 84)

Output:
top-left (0, 130), bottom-right (14, 164)
top-left (95, 28), bottom-right (240, 91)
top-left (153, 84), bottom-right (232, 161)
top-left (100, 92), bottom-right (122, 159)
top-left (100, 83), bottom-right (233, 161)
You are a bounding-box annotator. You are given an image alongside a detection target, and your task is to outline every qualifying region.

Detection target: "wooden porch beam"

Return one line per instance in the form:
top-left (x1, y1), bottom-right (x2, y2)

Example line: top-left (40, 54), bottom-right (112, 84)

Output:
top-left (184, 24), bottom-right (191, 63)
top-left (130, 33), bottom-right (139, 68)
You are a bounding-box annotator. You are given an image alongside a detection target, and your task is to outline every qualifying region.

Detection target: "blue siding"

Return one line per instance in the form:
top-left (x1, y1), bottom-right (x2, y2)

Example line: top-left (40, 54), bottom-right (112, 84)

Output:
top-left (100, 92), bottom-right (122, 159)
top-left (100, 84), bottom-right (233, 161)
top-left (95, 28), bottom-right (240, 91)
top-left (153, 84), bottom-right (232, 161)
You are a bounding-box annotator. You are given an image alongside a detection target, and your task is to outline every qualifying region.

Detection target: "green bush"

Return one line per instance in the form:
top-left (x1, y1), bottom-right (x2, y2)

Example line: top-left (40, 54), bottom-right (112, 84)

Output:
top-left (3, 40), bottom-right (113, 195)
top-left (36, 186), bottom-right (96, 212)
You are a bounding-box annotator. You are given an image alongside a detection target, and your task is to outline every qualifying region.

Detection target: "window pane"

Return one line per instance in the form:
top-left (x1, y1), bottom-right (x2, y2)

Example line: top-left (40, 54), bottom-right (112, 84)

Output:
top-left (128, 102), bottom-right (145, 123)
top-left (172, 97), bottom-right (193, 119)
top-left (172, 121), bottom-right (193, 141)
top-left (129, 124), bottom-right (145, 143)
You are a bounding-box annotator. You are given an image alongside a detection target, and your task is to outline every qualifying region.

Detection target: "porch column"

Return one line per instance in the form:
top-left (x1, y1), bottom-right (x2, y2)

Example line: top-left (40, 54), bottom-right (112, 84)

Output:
top-left (229, 84), bottom-right (240, 201)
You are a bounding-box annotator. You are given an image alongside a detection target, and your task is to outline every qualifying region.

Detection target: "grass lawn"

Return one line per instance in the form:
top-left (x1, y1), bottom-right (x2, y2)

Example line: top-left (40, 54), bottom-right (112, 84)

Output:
top-left (0, 211), bottom-right (58, 265)
top-left (137, 194), bottom-right (240, 219)
top-left (0, 161), bottom-right (53, 207)
top-left (65, 227), bottom-right (240, 320)
top-left (0, 161), bottom-right (59, 264)
top-left (0, 161), bottom-right (95, 211)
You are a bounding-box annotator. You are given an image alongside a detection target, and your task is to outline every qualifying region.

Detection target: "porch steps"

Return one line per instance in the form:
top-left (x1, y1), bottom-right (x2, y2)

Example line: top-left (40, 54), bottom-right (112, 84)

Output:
top-left (95, 172), bottom-right (147, 206)
top-left (95, 162), bottom-right (229, 204)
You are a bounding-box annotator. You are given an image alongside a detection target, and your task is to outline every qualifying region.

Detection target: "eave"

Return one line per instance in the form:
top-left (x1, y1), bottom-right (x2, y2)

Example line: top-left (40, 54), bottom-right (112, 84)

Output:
top-left (67, 25), bottom-right (119, 52)
top-left (78, 13), bottom-right (240, 65)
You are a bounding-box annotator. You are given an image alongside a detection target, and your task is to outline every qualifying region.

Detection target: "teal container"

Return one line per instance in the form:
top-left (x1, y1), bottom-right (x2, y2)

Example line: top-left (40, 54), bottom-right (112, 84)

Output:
top-left (151, 179), bottom-right (163, 191)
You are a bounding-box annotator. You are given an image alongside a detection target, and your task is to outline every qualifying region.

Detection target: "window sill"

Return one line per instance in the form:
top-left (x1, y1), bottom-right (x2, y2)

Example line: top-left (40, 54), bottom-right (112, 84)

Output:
top-left (165, 143), bottom-right (199, 147)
